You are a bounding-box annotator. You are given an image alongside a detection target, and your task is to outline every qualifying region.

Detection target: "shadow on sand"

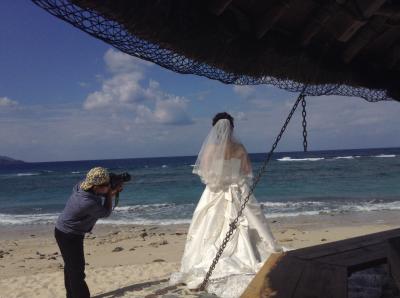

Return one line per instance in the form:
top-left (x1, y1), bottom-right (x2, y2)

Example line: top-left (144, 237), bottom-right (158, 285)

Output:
top-left (92, 278), bottom-right (169, 298)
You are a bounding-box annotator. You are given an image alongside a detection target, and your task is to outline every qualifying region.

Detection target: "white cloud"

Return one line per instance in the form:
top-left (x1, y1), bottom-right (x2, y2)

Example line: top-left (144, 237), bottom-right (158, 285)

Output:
top-left (134, 95), bottom-right (192, 125)
top-left (233, 93), bottom-right (400, 153)
top-left (0, 96), bottom-right (18, 107)
top-left (84, 72), bottom-right (145, 109)
top-left (0, 103), bottom-right (201, 161)
top-left (233, 85), bottom-right (256, 99)
top-left (154, 96), bottom-right (192, 125)
top-left (84, 49), bottom-right (192, 125)
top-left (235, 112), bottom-right (247, 121)
top-left (104, 48), bottom-right (153, 74)
top-left (1, 93), bottom-right (400, 162)
top-left (190, 90), bottom-right (211, 101)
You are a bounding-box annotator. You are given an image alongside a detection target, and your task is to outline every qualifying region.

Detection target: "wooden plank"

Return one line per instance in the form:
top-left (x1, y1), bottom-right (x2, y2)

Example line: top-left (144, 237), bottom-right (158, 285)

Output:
top-left (255, 1), bottom-right (290, 39)
top-left (208, 0), bottom-right (233, 16)
top-left (241, 253), bottom-right (284, 298)
top-left (342, 15), bottom-right (387, 63)
top-left (336, 18), bottom-right (367, 42)
top-left (293, 262), bottom-right (347, 298)
top-left (388, 237), bottom-right (400, 290)
top-left (315, 242), bottom-right (388, 273)
top-left (301, 3), bottom-right (336, 46)
top-left (355, 0), bottom-right (386, 18)
top-left (243, 230), bottom-right (400, 298)
top-left (241, 254), bottom-right (306, 298)
top-left (289, 228), bottom-right (400, 260)
top-left (263, 255), bottom-right (307, 298)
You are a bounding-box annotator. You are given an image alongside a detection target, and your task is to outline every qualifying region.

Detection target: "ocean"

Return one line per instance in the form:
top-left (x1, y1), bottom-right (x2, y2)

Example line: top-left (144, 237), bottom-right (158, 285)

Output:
top-left (0, 147), bottom-right (399, 226)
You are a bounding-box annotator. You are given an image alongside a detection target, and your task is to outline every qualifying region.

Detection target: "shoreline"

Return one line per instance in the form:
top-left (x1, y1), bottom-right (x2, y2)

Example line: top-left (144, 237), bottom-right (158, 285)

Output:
top-left (0, 210), bottom-right (399, 297)
top-left (0, 209), bottom-right (398, 238)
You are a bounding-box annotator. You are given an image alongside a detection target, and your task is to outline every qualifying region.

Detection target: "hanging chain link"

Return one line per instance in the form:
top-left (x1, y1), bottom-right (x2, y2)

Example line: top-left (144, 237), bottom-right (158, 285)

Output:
top-left (198, 89), bottom-right (308, 291)
top-left (301, 96), bottom-right (308, 152)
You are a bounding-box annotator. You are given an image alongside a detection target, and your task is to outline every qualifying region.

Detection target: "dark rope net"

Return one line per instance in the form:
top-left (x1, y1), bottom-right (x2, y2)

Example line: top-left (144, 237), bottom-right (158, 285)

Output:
top-left (32, 0), bottom-right (394, 103)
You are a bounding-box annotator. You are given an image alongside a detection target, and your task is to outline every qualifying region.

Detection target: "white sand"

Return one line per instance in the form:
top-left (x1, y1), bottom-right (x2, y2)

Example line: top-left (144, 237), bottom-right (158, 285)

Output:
top-left (0, 210), bottom-right (398, 297)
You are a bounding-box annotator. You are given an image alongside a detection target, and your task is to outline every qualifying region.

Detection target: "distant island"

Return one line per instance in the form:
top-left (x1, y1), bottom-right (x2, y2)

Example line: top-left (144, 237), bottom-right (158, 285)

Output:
top-left (0, 156), bottom-right (26, 165)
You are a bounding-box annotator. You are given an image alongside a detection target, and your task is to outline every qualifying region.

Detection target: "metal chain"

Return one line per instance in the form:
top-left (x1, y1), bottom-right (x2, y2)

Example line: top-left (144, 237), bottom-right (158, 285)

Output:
top-left (302, 96), bottom-right (308, 152)
top-left (198, 89), bottom-right (308, 291)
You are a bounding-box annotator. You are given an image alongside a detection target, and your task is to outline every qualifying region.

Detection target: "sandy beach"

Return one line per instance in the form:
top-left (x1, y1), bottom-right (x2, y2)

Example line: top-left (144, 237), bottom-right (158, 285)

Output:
top-left (0, 210), bottom-right (398, 298)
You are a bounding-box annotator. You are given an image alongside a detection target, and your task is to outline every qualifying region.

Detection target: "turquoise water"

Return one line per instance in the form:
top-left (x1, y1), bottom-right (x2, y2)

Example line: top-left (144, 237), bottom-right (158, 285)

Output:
top-left (0, 148), bottom-right (399, 225)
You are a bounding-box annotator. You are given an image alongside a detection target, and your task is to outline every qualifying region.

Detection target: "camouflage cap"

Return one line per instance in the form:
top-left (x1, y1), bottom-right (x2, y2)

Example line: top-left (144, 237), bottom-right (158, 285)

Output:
top-left (80, 167), bottom-right (110, 191)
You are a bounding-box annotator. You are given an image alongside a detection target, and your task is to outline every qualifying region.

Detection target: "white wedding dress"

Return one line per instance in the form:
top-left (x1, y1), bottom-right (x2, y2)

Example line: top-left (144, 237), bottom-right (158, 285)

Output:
top-left (170, 152), bottom-right (282, 297)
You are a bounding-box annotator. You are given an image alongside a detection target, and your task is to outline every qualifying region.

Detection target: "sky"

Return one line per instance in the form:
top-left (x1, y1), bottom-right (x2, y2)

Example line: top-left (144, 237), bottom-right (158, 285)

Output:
top-left (0, 1), bottom-right (399, 162)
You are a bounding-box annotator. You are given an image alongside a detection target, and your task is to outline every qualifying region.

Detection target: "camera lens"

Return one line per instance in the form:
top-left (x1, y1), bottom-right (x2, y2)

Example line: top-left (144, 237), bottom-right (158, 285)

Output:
top-left (121, 172), bottom-right (131, 182)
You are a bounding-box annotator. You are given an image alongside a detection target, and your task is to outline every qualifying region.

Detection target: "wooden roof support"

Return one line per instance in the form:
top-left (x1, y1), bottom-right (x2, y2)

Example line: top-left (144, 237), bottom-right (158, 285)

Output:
top-left (208, 0), bottom-right (233, 16)
top-left (354, 0), bottom-right (386, 18)
top-left (334, 0), bottom-right (386, 43)
top-left (336, 17), bottom-right (367, 42)
top-left (376, 6), bottom-right (400, 18)
top-left (301, 3), bottom-right (336, 46)
top-left (332, 0), bottom-right (385, 43)
top-left (32, 0), bottom-right (400, 102)
top-left (342, 16), bottom-right (387, 63)
top-left (255, 1), bottom-right (291, 40)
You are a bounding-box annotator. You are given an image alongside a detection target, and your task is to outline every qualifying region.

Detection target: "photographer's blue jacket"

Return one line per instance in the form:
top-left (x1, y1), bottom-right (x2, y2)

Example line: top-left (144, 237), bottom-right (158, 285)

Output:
top-left (56, 182), bottom-right (112, 235)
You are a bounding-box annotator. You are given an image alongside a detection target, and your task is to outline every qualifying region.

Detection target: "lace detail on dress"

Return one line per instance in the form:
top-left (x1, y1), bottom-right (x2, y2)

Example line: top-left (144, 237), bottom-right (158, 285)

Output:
top-left (169, 268), bottom-right (207, 289)
top-left (169, 272), bottom-right (184, 286)
top-left (207, 274), bottom-right (255, 298)
top-left (170, 271), bottom-right (255, 298)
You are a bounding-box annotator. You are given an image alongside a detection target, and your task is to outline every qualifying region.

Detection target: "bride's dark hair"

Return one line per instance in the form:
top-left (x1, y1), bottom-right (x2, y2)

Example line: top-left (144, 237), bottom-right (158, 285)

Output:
top-left (212, 112), bottom-right (234, 128)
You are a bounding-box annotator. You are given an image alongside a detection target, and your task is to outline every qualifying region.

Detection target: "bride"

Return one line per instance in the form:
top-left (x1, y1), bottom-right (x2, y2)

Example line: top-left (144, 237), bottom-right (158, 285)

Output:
top-left (170, 112), bottom-right (283, 298)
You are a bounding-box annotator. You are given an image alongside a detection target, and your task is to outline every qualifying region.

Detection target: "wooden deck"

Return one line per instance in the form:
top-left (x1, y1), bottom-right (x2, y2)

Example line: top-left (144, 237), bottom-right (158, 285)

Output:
top-left (242, 228), bottom-right (400, 298)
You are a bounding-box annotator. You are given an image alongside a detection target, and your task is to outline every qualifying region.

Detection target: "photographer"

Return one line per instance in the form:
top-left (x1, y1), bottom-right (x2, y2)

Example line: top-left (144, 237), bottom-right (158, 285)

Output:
top-left (54, 167), bottom-right (124, 298)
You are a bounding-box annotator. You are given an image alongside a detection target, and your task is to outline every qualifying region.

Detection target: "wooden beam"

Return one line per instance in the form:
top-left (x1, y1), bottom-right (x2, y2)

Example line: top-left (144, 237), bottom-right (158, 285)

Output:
top-left (208, 0), bottom-right (233, 16)
top-left (301, 3), bottom-right (336, 46)
top-left (242, 229), bottom-right (400, 298)
top-left (333, 0), bottom-right (385, 43)
top-left (315, 242), bottom-right (388, 273)
top-left (376, 6), bottom-right (400, 18)
top-left (290, 228), bottom-right (400, 259)
top-left (355, 0), bottom-right (386, 18)
top-left (342, 15), bottom-right (387, 63)
top-left (242, 254), bottom-right (307, 298)
top-left (337, 18), bottom-right (367, 42)
top-left (255, 1), bottom-right (291, 40)
top-left (388, 237), bottom-right (400, 290)
top-left (241, 253), bottom-right (286, 298)
top-left (293, 262), bottom-right (347, 298)
top-left (229, 6), bottom-right (251, 33)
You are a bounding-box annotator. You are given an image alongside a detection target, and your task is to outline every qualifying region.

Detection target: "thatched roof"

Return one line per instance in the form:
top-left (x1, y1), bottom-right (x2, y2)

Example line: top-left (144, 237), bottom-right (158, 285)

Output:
top-left (32, 0), bottom-right (400, 102)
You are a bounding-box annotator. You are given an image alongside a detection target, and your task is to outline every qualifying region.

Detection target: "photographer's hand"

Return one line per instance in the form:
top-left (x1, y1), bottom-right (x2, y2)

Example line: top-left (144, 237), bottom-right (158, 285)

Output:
top-left (104, 185), bottom-right (124, 210)
top-left (104, 186), bottom-right (122, 211)
top-left (115, 185), bottom-right (124, 193)
top-left (107, 185), bottom-right (123, 199)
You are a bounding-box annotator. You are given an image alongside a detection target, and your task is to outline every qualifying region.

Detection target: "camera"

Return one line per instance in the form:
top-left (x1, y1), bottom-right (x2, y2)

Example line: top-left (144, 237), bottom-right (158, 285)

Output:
top-left (109, 172), bottom-right (131, 190)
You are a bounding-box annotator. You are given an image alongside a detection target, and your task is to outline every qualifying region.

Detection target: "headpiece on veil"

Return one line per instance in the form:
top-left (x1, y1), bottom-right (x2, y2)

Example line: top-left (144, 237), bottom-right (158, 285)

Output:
top-left (193, 119), bottom-right (252, 189)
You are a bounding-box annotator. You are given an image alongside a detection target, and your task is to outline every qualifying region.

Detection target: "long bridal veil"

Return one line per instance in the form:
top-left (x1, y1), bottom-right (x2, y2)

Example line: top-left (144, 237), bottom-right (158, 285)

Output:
top-left (193, 119), bottom-right (253, 190)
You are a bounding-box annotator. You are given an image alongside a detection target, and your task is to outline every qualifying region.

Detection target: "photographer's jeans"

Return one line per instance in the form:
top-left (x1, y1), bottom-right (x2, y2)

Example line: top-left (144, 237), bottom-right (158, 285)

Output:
top-left (55, 228), bottom-right (90, 298)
